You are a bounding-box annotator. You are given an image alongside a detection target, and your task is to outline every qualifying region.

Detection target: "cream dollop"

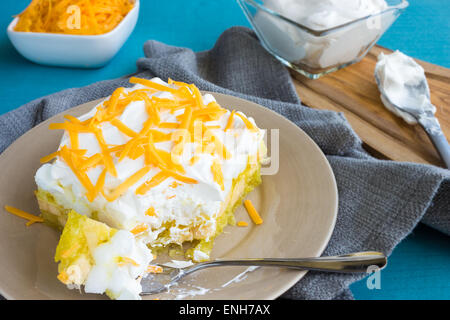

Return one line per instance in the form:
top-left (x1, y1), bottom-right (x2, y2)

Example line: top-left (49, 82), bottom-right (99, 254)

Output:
top-left (375, 50), bottom-right (436, 124)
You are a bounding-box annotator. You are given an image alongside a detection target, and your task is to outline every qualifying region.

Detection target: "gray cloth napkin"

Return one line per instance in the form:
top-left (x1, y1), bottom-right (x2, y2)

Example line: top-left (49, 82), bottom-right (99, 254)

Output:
top-left (1, 27), bottom-right (449, 300)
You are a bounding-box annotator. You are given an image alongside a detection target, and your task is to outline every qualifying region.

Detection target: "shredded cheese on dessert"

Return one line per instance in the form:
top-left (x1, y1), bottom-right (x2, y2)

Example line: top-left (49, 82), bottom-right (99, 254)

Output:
top-left (35, 77), bottom-right (266, 262)
top-left (145, 207), bottom-right (156, 216)
top-left (235, 113), bottom-right (258, 132)
top-left (41, 77), bottom-right (242, 201)
top-left (130, 223), bottom-right (148, 235)
top-left (225, 110), bottom-right (236, 131)
top-left (117, 256), bottom-right (140, 267)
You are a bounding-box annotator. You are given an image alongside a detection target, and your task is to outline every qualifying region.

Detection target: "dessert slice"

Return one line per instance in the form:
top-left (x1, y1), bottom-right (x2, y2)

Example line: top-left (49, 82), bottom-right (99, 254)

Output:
top-left (55, 210), bottom-right (153, 300)
top-left (36, 77), bottom-right (267, 261)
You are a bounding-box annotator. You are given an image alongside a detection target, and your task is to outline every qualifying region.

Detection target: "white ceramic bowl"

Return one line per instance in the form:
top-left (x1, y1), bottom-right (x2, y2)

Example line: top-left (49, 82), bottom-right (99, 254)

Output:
top-left (7, 0), bottom-right (139, 68)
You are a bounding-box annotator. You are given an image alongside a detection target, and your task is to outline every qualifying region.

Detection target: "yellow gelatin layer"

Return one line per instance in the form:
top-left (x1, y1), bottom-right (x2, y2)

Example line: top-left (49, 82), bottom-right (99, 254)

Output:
top-left (55, 210), bottom-right (117, 287)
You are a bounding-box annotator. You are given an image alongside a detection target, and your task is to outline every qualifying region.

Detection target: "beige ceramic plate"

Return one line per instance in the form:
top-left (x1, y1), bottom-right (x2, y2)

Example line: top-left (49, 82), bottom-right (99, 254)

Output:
top-left (0, 92), bottom-right (337, 300)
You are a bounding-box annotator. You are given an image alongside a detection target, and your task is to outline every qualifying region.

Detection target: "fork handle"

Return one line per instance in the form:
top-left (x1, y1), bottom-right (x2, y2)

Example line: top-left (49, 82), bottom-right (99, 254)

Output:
top-left (190, 252), bottom-right (387, 274)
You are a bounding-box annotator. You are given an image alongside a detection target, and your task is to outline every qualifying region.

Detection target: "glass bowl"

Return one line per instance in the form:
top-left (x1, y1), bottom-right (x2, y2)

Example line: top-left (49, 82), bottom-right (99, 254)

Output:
top-left (237, 0), bottom-right (409, 79)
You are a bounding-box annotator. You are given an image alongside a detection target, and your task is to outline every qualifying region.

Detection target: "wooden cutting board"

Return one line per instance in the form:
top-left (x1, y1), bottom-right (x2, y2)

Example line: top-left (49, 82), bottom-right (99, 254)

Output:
top-left (291, 45), bottom-right (450, 168)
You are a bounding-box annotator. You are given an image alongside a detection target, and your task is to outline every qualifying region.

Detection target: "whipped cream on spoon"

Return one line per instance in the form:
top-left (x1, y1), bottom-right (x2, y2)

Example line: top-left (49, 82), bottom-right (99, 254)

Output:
top-left (374, 50), bottom-right (450, 168)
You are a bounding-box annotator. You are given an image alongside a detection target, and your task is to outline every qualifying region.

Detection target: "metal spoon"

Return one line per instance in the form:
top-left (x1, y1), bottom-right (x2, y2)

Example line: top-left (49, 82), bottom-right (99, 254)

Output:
top-left (140, 251), bottom-right (387, 295)
top-left (374, 68), bottom-right (450, 169)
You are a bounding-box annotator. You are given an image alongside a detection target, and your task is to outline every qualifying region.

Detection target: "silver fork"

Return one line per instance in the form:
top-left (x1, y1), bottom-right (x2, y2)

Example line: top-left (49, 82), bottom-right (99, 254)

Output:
top-left (140, 251), bottom-right (387, 295)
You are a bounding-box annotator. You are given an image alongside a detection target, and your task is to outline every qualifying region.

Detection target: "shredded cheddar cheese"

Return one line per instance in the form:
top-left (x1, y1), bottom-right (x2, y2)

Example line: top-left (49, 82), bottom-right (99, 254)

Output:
top-left (129, 77), bottom-right (178, 94)
top-left (130, 223), bottom-right (148, 235)
top-left (169, 181), bottom-right (181, 188)
top-left (4, 205), bottom-right (44, 225)
top-left (145, 207), bottom-right (156, 216)
top-left (110, 118), bottom-right (137, 137)
top-left (117, 256), bottom-right (140, 267)
top-left (243, 200), bottom-right (263, 225)
top-left (40, 151), bottom-right (59, 163)
top-left (91, 169), bottom-right (106, 201)
top-left (79, 153), bottom-right (103, 170)
top-left (106, 165), bottom-right (151, 201)
top-left (41, 77), bottom-right (260, 204)
top-left (61, 243), bottom-right (80, 258)
top-left (14, 0), bottom-right (134, 35)
top-left (190, 155), bottom-right (201, 165)
top-left (136, 171), bottom-right (168, 195)
top-left (158, 122), bottom-right (180, 129)
top-left (146, 265), bottom-right (163, 274)
top-left (235, 112), bottom-right (258, 132)
top-left (237, 221), bottom-right (248, 227)
top-left (57, 271), bottom-right (70, 284)
top-left (225, 110), bottom-right (235, 131)
top-left (211, 159), bottom-right (225, 191)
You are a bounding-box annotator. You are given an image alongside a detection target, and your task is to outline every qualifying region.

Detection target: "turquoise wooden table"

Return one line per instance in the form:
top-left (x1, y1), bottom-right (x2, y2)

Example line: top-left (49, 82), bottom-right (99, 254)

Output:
top-left (1, 0), bottom-right (449, 300)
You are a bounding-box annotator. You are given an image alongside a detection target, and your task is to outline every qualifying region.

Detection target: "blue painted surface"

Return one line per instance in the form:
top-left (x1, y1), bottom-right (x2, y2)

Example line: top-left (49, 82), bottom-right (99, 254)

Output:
top-left (0, 0), bottom-right (449, 300)
top-left (350, 224), bottom-right (450, 300)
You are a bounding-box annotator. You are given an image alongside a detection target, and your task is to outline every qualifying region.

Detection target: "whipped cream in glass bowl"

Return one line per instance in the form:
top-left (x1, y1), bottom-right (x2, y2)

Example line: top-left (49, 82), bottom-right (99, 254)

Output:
top-left (237, 0), bottom-right (409, 79)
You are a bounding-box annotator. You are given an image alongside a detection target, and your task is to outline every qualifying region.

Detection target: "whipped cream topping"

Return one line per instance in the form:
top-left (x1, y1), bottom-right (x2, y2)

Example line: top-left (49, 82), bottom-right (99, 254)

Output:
top-left (35, 78), bottom-right (265, 250)
top-left (265, 0), bottom-right (388, 30)
top-left (254, 0), bottom-right (390, 69)
top-left (84, 230), bottom-right (153, 300)
top-left (375, 50), bottom-right (436, 124)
